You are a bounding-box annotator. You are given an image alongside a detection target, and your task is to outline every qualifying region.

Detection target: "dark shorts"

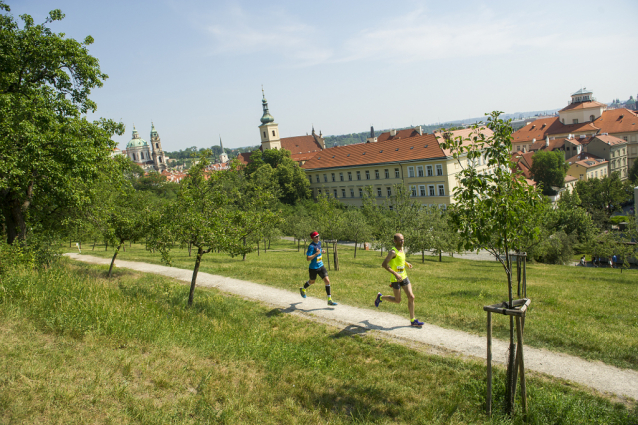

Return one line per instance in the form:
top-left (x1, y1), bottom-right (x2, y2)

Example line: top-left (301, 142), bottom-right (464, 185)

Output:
top-left (309, 266), bottom-right (328, 281)
top-left (389, 277), bottom-right (411, 290)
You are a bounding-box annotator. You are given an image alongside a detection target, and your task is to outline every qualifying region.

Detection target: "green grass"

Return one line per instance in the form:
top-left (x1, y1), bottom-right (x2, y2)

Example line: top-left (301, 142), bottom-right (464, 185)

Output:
top-left (1, 260), bottom-right (636, 424)
top-left (70, 239), bottom-right (638, 372)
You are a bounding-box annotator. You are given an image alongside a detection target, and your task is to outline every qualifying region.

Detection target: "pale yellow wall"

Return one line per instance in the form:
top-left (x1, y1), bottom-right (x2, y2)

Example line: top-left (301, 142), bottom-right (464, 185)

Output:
top-left (558, 105), bottom-right (604, 125)
top-left (305, 155), bottom-right (492, 208)
top-left (567, 162), bottom-right (608, 181)
top-left (259, 122), bottom-right (281, 150)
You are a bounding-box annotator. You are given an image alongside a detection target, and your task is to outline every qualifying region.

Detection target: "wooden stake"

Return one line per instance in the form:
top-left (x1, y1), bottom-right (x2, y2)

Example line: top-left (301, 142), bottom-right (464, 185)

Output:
top-left (486, 311), bottom-right (492, 416)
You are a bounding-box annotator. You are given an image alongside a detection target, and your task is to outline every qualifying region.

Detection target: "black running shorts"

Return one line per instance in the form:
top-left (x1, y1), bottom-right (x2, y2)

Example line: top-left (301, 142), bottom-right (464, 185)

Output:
top-left (309, 266), bottom-right (328, 281)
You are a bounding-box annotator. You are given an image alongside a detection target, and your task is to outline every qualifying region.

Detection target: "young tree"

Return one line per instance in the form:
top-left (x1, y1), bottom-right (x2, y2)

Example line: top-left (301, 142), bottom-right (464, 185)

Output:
top-left (442, 111), bottom-right (544, 413)
top-left (530, 151), bottom-right (569, 196)
top-left (150, 154), bottom-right (278, 306)
top-left (342, 208), bottom-right (373, 258)
top-left (0, 3), bottom-right (124, 244)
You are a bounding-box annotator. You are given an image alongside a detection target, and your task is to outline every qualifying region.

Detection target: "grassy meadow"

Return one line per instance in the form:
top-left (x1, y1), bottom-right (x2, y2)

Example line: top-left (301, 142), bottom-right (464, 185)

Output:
top-left (2, 259), bottom-right (637, 424)
top-left (68, 238), bottom-right (638, 372)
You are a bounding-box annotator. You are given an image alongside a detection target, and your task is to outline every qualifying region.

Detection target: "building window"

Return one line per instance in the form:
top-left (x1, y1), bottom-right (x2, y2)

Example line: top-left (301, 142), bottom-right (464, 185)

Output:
top-left (323, 174), bottom-right (327, 182)
top-left (341, 189), bottom-right (346, 198)
top-left (623, 137), bottom-right (628, 142)
top-left (348, 172), bottom-right (352, 181)
top-left (316, 175), bottom-right (320, 183)
top-left (375, 170), bottom-right (380, 179)
top-left (272, 130), bottom-right (276, 136)
top-left (366, 170), bottom-right (370, 180)
top-left (357, 171), bottom-right (361, 180)
top-left (428, 185), bottom-right (435, 196)
top-left (394, 168), bottom-right (400, 178)
top-left (333, 189), bottom-right (338, 198)
top-left (410, 185), bottom-right (417, 197)
top-left (331, 173), bottom-right (336, 182)
top-left (340, 172), bottom-right (344, 181)
top-left (387, 187), bottom-right (392, 197)
top-left (561, 119), bottom-right (565, 124)
top-left (573, 119), bottom-right (578, 124)
top-left (426, 165), bottom-right (433, 176)
top-left (350, 188), bottom-right (355, 198)
top-left (385, 169), bottom-right (389, 179)
top-left (359, 188), bottom-right (363, 197)
top-left (377, 188), bottom-right (382, 197)
top-left (579, 174), bottom-right (584, 180)
top-left (438, 185), bottom-right (445, 196)
top-left (308, 176), bottom-right (312, 184)
top-left (417, 166), bottom-right (424, 177)
top-left (263, 131), bottom-right (266, 138)
top-left (407, 166), bottom-right (415, 177)
top-left (419, 185), bottom-right (426, 197)
top-left (436, 164), bottom-right (443, 176)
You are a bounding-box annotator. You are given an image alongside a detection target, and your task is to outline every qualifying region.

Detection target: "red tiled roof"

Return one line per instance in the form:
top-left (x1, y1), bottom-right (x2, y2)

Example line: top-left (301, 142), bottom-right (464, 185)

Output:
top-left (280, 135), bottom-right (324, 155)
top-left (302, 133), bottom-right (445, 170)
top-left (591, 134), bottom-right (627, 146)
top-left (559, 101), bottom-right (606, 112)
top-left (530, 138), bottom-right (565, 152)
top-left (376, 128), bottom-right (423, 142)
top-left (236, 152), bottom-right (252, 165)
top-left (593, 108), bottom-right (638, 134)
top-left (512, 117), bottom-right (599, 143)
top-left (566, 152), bottom-right (603, 163)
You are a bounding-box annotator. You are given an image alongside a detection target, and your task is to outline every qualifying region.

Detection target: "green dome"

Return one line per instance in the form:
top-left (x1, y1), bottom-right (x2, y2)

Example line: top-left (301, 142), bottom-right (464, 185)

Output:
top-left (260, 112), bottom-right (274, 124)
top-left (126, 128), bottom-right (148, 148)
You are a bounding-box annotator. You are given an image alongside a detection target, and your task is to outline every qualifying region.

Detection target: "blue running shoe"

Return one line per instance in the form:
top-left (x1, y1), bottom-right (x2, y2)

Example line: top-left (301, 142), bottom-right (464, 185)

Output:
top-left (328, 299), bottom-right (338, 306)
top-left (411, 318), bottom-right (424, 327)
top-left (375, 292), bottom-right (382, 307)
top-left (299, 287), bottom-right (307, 298)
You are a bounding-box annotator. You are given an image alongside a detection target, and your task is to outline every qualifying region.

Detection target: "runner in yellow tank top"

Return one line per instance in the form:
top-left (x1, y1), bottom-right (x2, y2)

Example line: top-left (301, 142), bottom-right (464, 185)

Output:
top-left (375, 233), bottom-right (424, 327)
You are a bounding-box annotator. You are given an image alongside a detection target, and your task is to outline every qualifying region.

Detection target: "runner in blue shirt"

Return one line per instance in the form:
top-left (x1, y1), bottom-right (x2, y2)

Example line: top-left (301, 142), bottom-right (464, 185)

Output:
top-left (300, 231), bottom-right (337, 306)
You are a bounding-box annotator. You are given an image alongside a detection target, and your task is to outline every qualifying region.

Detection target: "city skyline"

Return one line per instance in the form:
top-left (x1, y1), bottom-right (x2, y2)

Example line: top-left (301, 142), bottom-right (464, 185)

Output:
top-left (11, 0), bottom-right (638, 152)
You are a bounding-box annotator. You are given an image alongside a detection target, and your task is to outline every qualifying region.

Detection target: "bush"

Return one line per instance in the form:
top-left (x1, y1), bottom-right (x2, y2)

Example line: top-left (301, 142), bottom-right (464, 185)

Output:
top-left (0, 233), bottom-right (61, 275)
top-left (534, 231), bottom-right (577, 265)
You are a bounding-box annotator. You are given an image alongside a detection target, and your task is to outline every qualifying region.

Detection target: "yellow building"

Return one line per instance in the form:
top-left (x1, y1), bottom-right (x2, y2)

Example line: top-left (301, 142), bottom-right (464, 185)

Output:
top-left (301, 127), bottom-right (494, 207)
top-left (566, 153), bottom-right (608, 181)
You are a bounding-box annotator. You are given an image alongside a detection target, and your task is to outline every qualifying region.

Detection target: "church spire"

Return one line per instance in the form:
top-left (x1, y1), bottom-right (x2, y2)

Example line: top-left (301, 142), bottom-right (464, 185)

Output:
top-left (260, 86), bottom-right (275, 124)
top-left (219, 135), bottom-right (224, 151)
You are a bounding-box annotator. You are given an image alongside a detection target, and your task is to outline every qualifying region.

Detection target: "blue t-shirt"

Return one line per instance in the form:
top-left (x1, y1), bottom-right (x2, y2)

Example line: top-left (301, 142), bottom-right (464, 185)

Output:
top-left (307, 241), bottom-right (324, 269)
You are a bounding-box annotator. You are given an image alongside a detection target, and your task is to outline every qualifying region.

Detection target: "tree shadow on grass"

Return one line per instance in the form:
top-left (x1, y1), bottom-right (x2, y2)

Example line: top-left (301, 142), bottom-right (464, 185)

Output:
top-left (300, 383), bottom-right (401, 422)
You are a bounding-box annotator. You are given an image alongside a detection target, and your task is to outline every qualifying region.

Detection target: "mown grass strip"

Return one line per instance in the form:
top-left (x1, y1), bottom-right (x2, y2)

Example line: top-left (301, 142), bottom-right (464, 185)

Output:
top-left (1, 260), bottom-right (636, 424)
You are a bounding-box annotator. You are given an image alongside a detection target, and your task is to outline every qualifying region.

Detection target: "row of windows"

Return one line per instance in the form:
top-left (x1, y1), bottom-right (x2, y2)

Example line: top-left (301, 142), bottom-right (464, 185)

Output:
top-left (316, 184), bottom-right (446, 199)
top-left (612, 148), bottom-right (627, 157)
top-left (311, 164), bottom-right (446, 184)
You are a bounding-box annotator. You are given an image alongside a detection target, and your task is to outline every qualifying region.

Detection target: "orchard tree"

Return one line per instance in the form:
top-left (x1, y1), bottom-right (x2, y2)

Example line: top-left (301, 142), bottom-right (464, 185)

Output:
top-left (342, 208), bottom-right (373, 258)
top-left (149, 154), bottom-right (278, 306)
top-left (530, 150), bottom-right (569, 196)
top-left (442, 111), bottom-right (544, 413)
top-left (0, 3), bottom-right (124, 244)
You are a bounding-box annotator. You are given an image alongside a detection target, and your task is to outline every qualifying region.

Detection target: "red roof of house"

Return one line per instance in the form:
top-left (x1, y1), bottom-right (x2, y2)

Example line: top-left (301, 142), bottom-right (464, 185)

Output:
top-left (376, 128), bottom-right (424, 143)
top-left (593, 109), bottom-right (638, 134)
top-left (280, 135), bottom-right (324, 156)
top-left (302, 133), bottom-right (445, 170)
top-left (559, 101), bottom-right (607, 112)
top-left (591, 134), bottom-right (628, 146)
top-left (512, 117), bottom-right (600, 143)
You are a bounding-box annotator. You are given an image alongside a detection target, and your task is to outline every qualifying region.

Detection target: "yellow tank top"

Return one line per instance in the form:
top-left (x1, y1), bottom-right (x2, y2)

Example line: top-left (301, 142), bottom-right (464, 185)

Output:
top-left (388, 247), bottom-right (408, 282)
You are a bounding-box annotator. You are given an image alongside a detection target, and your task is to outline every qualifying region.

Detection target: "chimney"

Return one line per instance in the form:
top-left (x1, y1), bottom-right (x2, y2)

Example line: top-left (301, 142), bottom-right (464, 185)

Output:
top-left (390, 129), bottom-right (397, 137)
top-left (415, 125), bottom-right (422, 135)
top-left (545, 136), bottom-right (549, 147)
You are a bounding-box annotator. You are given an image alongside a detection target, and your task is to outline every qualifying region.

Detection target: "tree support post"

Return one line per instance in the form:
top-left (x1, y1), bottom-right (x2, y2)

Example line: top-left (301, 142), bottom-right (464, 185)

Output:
top-left (486, 311), bottom-right (492, 416)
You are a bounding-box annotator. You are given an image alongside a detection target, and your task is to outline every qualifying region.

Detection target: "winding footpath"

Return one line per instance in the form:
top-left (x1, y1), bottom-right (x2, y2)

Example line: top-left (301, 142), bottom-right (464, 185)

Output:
top-left (65, 253), bottom-right (638, 402)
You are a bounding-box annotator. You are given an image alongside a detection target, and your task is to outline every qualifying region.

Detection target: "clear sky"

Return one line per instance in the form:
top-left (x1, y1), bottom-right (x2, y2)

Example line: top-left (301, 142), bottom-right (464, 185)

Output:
top-left (9, 0), bottom-right (638, 152)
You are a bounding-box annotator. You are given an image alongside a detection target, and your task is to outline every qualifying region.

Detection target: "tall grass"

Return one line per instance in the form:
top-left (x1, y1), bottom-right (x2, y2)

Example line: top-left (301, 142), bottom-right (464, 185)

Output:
top-left (1, 261), bottom-right (636, 423)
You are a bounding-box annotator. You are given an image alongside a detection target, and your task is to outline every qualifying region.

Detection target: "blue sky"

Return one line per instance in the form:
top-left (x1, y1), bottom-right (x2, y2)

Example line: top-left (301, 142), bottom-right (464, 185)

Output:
top-left (9, 0), bottom-right (638, 152)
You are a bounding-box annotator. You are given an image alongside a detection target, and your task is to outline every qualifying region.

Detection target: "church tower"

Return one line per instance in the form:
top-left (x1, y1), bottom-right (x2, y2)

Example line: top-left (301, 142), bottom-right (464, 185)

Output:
top-left (258, 88), bottom-right (281, 150)
top-left (219, 136), bottom-right (229, 163)
top-left (150, 123), bottom-right (167, 171)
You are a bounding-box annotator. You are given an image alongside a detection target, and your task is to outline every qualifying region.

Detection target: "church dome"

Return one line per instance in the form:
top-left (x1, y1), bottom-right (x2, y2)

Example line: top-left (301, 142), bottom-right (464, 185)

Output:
top-left (126, 127), bottom-right (149, 148)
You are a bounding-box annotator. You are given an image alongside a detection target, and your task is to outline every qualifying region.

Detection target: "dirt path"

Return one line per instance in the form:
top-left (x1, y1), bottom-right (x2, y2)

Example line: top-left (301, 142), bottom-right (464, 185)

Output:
top-left (65, 253), bottom-right (638, 402)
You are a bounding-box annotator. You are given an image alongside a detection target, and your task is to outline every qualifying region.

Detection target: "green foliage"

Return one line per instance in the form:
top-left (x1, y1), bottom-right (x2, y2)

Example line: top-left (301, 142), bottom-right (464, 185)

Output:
top-left (576, 172), bottom-right (629, 228)
top-left (533, 230), bottom-right (577, 265)
top-left (407, 206), bottom-right (460, 262)
top-left (530, 150), bottom-right (569, 196)
top-left (442, 111), bottom-right (544, 292)
top-left (0, 3), bottom-right (124, 244)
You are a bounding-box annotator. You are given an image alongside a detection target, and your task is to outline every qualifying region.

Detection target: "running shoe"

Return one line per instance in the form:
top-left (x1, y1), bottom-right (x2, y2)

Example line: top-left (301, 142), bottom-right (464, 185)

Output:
top-left (411, 319), bottom-right (424, 327)
top-left (299, 287), bottom-right (307, 298)
top-left (328, 299), bottom-right (338, 306)
top-left (374, 292), bottom-right (383, 307)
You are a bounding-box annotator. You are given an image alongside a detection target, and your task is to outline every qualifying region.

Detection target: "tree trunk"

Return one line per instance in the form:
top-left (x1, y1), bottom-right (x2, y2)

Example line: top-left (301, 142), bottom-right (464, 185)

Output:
top-left (188, 242), bottom-right (192, 257)
top-left (105, 240), bottom-right (108, 251)
top-left (108, 242), bottom-right (122, 278)
top-left (334, 242), bottom-right (339, 271)
top-left (298, 238), bottom-right (300, 252)
top-left (264, 238), bottom-right (267, 253)
top-left (243, 237), bottom-right (247, 261)
top-left (257, 241), bottom-right (260, 256)
top-left (439, 250), bottom-right (442, 262)
top-left (354, 240), bottom-right (358, 259)
top-left (422, 250), bottom-right (425, 263)
top-left (93, 240), bottom-right (96, 251)
top-left (70, 238), bottom-right (72, 248)
top-left (188, 247), bottom-right (204, 306)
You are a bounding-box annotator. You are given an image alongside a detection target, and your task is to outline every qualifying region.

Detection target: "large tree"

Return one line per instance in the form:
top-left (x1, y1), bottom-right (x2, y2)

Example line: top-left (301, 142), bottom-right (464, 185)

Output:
top-left (530, 150), bottom-right (569, 196)
top-left (576, 172), bottom-right (629, 228)
top-left (0, 3), bottom-right (123, 244)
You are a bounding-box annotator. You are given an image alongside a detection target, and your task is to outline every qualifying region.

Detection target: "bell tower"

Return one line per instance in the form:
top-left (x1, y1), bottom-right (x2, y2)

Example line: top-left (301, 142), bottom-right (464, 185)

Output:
top-left (150, 122), bottom-right (167, 171)
top-left (219, 136), bottom-right (229, 163)
top-left (258, 88), bottom-right (281, 150)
